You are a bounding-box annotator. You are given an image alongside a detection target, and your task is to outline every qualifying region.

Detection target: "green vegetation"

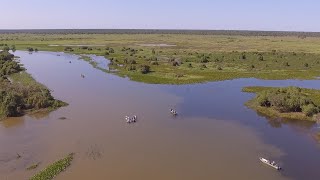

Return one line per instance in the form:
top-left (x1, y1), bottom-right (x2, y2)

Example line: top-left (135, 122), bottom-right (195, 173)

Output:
top-left (27, 162), bottom-right (41, 170)
top-left (2, 33), bottom-right (320, 84)
top-left (30, 153), bottom-right (74, 180)
top-left (0, 49), bottom-right (67, 120)
top-left (243, 86), bottom-right (320, 121)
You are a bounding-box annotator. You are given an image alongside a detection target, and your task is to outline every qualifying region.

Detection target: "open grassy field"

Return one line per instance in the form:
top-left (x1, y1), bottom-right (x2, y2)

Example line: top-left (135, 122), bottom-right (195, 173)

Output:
top-left (2, 32), bottom-right (320, 84)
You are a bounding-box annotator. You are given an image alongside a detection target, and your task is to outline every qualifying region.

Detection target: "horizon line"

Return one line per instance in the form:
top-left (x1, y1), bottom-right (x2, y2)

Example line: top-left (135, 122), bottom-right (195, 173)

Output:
top-left (0, 28), bottom-right (320, 33)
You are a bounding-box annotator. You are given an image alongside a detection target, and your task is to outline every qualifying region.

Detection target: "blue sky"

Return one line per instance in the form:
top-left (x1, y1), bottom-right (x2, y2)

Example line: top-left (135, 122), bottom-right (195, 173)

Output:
top-left (0, 0), bottom-right (319, 31)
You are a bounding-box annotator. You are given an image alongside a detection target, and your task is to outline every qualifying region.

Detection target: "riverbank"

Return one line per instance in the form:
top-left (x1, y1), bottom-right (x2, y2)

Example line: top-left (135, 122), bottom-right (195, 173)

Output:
top-left (2, 33), bottom-right (320, 84)
top-left (0, 50), bottom-right (67, 120)
top-left (243, 86), bottom-right (320, 121)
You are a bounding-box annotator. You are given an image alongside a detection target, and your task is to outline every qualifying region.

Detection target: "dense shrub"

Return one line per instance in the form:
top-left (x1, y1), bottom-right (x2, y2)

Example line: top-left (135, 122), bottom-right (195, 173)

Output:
top-left (0, 51), bottom-right (66, 119)
top-left (64, 47), bottom-right (74, 52)
top-left (140, 65), bottom-right (150, 74)
top-left (0, 50), bottom-right (14, 61)
top-left (27, 47), bottom-right (34, 52)
top-left (109, 48), bottom-right (115, 53)
top-left (129, 59), bottom-right (136, 64)
top-left (302, 104), bottom-right (319, 117)
top-left (256, 87), bottom-right (319, 116)
top-left (2, 46), bottom-right (10, 51)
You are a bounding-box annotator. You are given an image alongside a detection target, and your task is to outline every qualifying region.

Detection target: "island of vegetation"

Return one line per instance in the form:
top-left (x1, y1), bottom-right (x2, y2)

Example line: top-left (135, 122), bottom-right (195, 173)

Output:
top-left (0, 47), bottom-right (67, 120)
top-left (243, 86), bottom-right (320, 121)
top-left (1, 30), bottom-right (320, 84)
top-left (30, 153), bottom-right (74, 180)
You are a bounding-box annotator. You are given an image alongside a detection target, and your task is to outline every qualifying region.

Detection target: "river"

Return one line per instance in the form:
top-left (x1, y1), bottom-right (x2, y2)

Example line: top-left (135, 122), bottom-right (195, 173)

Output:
top-left (0, 51), bottom-right (320, 180)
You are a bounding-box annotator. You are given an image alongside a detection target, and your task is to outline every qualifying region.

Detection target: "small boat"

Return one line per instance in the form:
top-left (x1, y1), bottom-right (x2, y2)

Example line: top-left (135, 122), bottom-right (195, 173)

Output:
top-left (259, 157), bottom-right (281, 170)
top-left (125, 115), bottom-right (137, 123)
top-left (170, 109), bottom-right (177, 116)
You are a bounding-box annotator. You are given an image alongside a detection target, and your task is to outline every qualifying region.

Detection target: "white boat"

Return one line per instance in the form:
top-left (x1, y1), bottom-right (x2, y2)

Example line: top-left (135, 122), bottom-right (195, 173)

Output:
top-left (259, 157), bottom-right (281, 170)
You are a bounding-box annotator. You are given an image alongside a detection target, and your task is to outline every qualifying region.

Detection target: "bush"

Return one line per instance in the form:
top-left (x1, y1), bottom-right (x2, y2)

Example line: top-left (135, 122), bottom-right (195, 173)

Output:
top-left (256, 92), bottom-right (271, 107)
top-left (140, 65), bottom-right (150, 74)
top-left (11, 45), bottom-right (16, 52)
top-left (127, 65), bottom-right (136, 71)
top-left (150, 61), bottom-right (159, 65)
top-left (0, 51), bottom-right (14, 61)
top-left (258, 54), bottom-right (264, 61)
top-left (64, 47), bottom-right (73, 52)
top-left (172, 61), bottom-right (179, 66)
top-left (302, 104), bottom-right (319, 117)
top-left (241, 52), bottom-right (246, 60)
top-left (129, 59), bottom-right (136, 64)
top-left (200, 56), bottom-right (209, 63)
top-left (255, 87), bottom-right (319, 115)
top-left (27, 47), bottom-right (34, 52)
top-left (2, 46), bottom-right (10, 51)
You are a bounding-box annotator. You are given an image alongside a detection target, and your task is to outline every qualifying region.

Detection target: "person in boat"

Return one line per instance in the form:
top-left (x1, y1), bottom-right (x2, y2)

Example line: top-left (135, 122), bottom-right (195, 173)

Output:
top-left (126, 115), bottom-right (137, 123)
top-left (132, 115), bottom-right (137, 122)
top-left (125, 116), bottom-right (131, 123)
top-left (170, 109), bottom-right (177, 115)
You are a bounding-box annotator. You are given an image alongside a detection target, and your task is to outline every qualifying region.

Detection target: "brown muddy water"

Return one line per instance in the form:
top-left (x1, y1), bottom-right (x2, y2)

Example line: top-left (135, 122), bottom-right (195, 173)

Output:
top-left (1, 51), bottom-right (320, 180)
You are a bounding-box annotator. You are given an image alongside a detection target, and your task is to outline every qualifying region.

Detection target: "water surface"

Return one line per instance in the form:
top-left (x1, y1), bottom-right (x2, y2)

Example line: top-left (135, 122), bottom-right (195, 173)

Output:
top-left (1, 51), bottom-right (320, 180)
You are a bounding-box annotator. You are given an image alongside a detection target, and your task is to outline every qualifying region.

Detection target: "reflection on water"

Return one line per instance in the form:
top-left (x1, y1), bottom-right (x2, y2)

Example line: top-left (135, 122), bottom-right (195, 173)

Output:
top-left (1, 117), bottom-right (25, 128)
top-left (0, 51), bottom-right (320, 180)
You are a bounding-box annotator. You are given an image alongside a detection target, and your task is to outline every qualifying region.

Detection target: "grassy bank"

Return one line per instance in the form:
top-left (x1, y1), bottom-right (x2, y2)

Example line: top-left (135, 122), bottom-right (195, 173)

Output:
top-left (2, 33), bottom-right (320, 84)
top-left (243, 86), bottom-right (320, 121)
top-left (0, 50), bottom-right (67, 120)
top-left (30, 153), bottom-right (74, 180)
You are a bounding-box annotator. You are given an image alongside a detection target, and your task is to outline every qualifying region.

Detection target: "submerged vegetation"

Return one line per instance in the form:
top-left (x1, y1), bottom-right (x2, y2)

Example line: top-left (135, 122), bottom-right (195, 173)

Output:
top-left (30, 153), bottom-right (74, 180)
top-left (27, 162), bottom-right (41, 170)
top-left (243, 86), bottom-right (320, 121)
top-left (1, 33), bottom-right (320, 84)
top-left (0, 49), bottom-right (67, 120)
